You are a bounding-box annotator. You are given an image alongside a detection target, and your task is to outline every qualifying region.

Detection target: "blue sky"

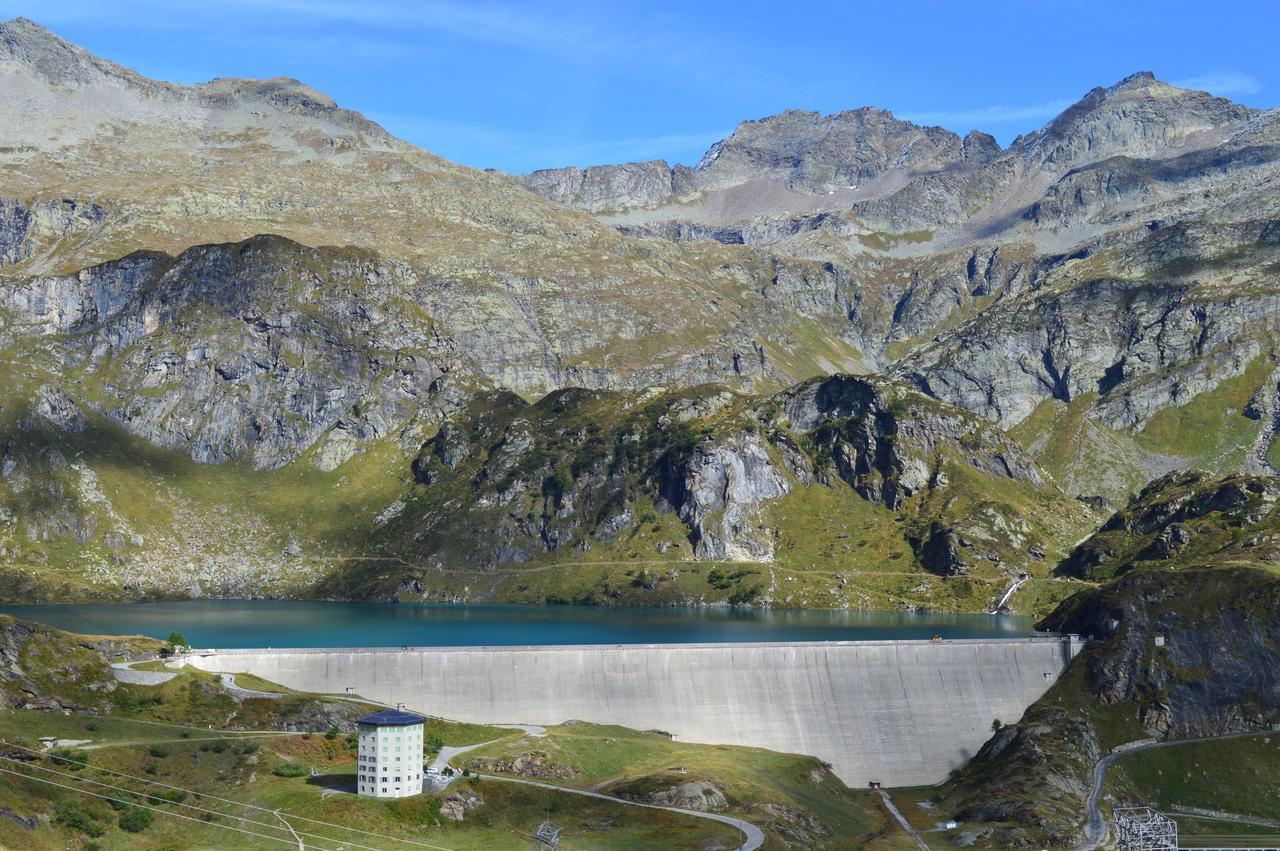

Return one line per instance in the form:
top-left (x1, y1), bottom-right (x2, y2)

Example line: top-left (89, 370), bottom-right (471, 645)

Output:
top-left (4, 0), bottom-right (1276, 172)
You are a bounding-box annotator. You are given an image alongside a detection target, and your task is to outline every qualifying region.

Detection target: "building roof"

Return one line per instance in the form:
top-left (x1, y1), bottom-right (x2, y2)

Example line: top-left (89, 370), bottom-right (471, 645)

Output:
top-left (356, 709), bottom-right (426, 727)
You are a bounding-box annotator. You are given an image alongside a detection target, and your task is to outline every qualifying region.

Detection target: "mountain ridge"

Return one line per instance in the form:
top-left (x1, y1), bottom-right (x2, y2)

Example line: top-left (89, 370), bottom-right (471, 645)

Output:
top-left (0, 20), bottom-right (1277, 614)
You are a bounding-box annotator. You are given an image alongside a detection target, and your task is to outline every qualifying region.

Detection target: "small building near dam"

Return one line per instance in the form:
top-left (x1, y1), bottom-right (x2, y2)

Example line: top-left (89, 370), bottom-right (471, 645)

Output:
top-left (356, 708), bottom-right (427, 798)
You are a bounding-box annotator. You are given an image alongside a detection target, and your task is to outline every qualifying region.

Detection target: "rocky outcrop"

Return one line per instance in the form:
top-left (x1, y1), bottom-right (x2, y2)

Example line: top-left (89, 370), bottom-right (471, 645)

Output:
top-left (1010, 72), bottom-right (1254, 171)
top-left (0, 615), bottom-right (158, 711)
top-left (439, 788), bottom-right (484, 821)
top-left (751, 801), bottom-right (830, 845)
top-left (2, 235), bottom-right (461, 469)
top-left (939, 704), bottom-right (1101, 848)
top-left (896, 221), bottom-right (1280, 431)
top-left (612, 778), bottom-right (728, 811)
top-left (939, 555), bottom-right (1280, 847)
top-left (466, 752), bottom-right (577, 780)
top-left (1056, 471), bottom-right (1280, 581)
top-left (695, 108), bottom-right (968, 194)
top-left (779, 375), bottom-right (1046, 507)
top-left (675, 434), bottom-right (788, 560)
top-left (0, 197), bottom-right (107, 268)
top-left (517, 160), bottom-right (689, 212)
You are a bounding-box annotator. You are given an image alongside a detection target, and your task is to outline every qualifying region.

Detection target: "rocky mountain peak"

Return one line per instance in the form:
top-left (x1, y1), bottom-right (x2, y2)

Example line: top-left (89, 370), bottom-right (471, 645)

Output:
top-left (0, 16), bottom-right (142, 87)
top-left (695, 106), bottom-right (965, 193)
top-left (200, 76), bottom-right (340, 112)
top-left (1014, 71), bottom-right (1256, 168)
top-left (961, 130), bottom-right (1002, 164)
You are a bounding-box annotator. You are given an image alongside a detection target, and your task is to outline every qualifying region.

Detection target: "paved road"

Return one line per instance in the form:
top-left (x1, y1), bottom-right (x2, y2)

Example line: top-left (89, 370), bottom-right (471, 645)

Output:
top-left (492, 723), bottom-right (546, 737)
top-left (878, 790), bottom-right (930, 851)
top-left (110, 660), bottom-right (178, 685)
top-left (1079, 729), bottom-right (1279, 850)
top-left (474, 773), bottom-right (765, 851)
top-left (217, 673), bottom-right (283, 699)
top-left (429, 726), bottom-right (763, 850)
top-left (428, 724), bottom-right (548, 787)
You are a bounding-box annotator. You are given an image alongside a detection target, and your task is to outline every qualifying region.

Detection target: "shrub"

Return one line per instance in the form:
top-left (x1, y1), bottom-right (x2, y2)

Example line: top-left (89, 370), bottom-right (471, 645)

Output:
top-left (49, 748), bottom-right (89, 770)
top-left (118, 806), bottom-right (154, 833)
top-left (238, 742), bottom-right (260, 755)
top-left (707, 568), bottom-right (733, 590)
top-left (154, 789), bottom-right (188, 805)
top-left (148, 745), bottom-right (169, 758)
top-left (56, 802), bottom-right (105, 837)
top-left (728, 583), bottom-right (764, 606)
top-left (325, 726), bottom-right (339, 741)
top-left (210, 741), bottom-right (228, 753)
top-left (272, 762), bottom-right (310, 778)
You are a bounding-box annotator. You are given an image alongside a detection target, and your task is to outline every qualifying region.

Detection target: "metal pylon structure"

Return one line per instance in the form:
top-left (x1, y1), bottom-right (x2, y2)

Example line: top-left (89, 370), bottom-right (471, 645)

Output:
top-left (533, 820), bottom-right (563, 850)
top-left (1114, 807), bottom-right (1178, 850)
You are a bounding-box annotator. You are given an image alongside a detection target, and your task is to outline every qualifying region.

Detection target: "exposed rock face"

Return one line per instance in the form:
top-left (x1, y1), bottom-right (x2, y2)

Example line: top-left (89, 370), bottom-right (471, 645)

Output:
top-left (1045, 566), bottom-right (1280, 738)
top-left (3, 17), bottom-right (1280, 615)
top-left (940, 704), bottom-right (1101, 848)
top-left (676, 434), bottom-right (788, 560)
top-left (695, 108), bottom-right (967, 194)
top-left (1010, 72), bottom-right (1253, 170)
top-left (939, 521), bottom-right (1280, 848)
top-left (2, 235), bottom-right (460, 469)
top-left (895, 220), bottom-right (1280, 429)
top-left (28, 384), bottom-right (86, 433)
top-left (439, 788), bottom-right (483, 821)
top-left (523, 70), bottom-right (1264, 262)
top-left (1056, 471), bottom-right (1280, 581)
top-left (362, 375), bottom-right (1077, 607)
top-left (848, 468), bottom-right (1280, 851)
top-left (0, 197), bottom-right (106, 268)
top-left (518, 160), bottom-right (686, 212)
top-left (780, 375), bottom-right (1046, 507)
top-left (751, 801), bottom-right (830, 845)
top-left (521, 106), bottom-right (973, 214)
top-left (0, 615), bottom-right (157, 711)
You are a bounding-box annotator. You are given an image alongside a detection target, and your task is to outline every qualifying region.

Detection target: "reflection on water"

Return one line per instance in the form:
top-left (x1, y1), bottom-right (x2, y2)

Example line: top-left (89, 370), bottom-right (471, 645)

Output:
top-left (0, 600), bottom-right (1037, 648)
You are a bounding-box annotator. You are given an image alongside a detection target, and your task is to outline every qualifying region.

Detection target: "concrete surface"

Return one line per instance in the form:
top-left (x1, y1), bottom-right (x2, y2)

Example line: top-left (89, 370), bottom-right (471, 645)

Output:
top-left (188, 636), bottom-right (1083, 786)
top-left (110, 661), bottom-right (178, 685)
top-left (216, 673), bottom-right (283, 700)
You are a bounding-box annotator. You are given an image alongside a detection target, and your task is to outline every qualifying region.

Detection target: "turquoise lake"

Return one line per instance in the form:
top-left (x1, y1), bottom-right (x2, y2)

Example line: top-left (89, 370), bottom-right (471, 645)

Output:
top-left (0, 600), bottom-right (1036, 648)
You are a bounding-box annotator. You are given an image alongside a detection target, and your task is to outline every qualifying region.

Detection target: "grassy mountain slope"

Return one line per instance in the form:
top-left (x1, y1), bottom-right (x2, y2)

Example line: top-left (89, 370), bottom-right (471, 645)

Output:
top-left (919, 472), bottom-right (1280, 847)
top-left (0, 615), bottom-right (916, 849)
top-left (1, 367), bottom-right (1094, 612)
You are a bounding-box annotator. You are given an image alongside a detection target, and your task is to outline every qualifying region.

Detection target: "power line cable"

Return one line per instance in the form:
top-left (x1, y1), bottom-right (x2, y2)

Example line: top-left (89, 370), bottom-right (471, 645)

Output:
top-left (0, 764), bottom-right (302, 847)
top-left (0, 754), bottom-right (352, 851)
top-left (1, 740), bottom-right (457, 850)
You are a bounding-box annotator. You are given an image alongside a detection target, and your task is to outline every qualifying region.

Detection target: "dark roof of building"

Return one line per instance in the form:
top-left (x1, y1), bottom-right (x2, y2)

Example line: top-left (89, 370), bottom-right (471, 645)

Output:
top-left (356, 709), bottom-right (426, 727)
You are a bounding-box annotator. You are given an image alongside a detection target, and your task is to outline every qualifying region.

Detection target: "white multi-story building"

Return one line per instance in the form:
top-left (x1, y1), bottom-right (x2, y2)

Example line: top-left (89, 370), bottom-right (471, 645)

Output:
top-left (355, 709), bottom-right (426, 798)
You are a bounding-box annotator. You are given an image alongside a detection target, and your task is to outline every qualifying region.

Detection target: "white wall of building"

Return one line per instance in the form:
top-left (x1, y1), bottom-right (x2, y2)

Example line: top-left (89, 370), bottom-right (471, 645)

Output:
top-left (357, 721), bottom-right (424, 798)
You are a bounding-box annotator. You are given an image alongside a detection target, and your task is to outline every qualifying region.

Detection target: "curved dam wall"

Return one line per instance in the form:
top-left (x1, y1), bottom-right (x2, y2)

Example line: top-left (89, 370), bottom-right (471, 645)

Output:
top-left (188, 636), bottom-right (1083, 786)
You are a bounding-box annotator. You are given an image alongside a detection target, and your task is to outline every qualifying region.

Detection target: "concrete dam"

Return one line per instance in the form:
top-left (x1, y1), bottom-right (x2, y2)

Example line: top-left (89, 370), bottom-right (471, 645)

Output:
top-left (189, 636), bottom-right (1084, 786)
